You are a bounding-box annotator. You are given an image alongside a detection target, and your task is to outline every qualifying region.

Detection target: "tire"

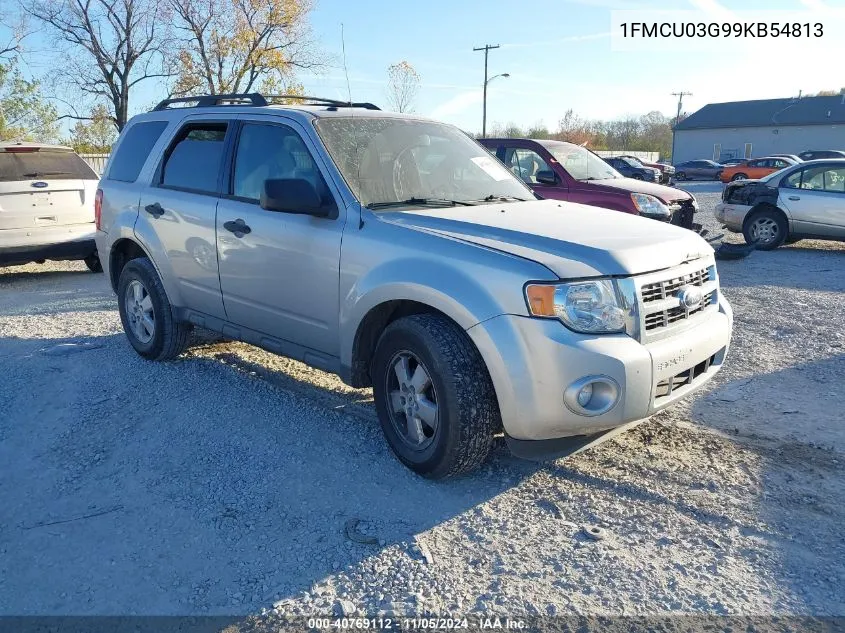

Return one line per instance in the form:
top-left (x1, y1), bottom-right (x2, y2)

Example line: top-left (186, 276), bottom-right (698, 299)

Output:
top-left (84, 252), bottom-right (103, 273)
top-left (117, 257), bottom-right (191, 360)
top-left (675, 172), bottom-right (686, 181)
top-left (743, 207), bottom-right (788, 250)
top-left (371, 313), bottom-right (500, 479)
top-left (731, 173), bottom-right (748, 181)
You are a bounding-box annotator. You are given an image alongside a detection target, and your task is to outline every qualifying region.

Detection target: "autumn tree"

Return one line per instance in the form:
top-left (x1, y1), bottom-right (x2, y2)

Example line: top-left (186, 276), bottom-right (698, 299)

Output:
top-left (65, 104), bottom-right (117, 152)
top-left (168, 0), bottom-right (322, 96)
top-left (386, 61), bottom-right (420, 113)
top-left (24, 0), bottom-right (170, 130)
top-left (0, 60), bottom-right (59, 142)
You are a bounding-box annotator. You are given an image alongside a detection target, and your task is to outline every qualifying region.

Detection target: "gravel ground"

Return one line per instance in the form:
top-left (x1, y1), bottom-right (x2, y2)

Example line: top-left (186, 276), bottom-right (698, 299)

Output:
top-left (1, 187), bottom-right (843, 619)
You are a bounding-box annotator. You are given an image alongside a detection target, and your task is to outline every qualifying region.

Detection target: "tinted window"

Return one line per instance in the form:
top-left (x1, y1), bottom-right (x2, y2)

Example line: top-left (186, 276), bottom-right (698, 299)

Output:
top-left (232, 122), bottom-right (334, 209)
top-left (161, 123), bottom-right (227, 193)
top-left (107, 121), bottom-right (168, 182)
top-left (0, 150), bottom-right (98, 182)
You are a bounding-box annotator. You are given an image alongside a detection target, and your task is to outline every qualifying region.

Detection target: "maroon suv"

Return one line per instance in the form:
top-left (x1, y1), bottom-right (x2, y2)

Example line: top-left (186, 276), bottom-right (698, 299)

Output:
top-left (480, 138), bottom-right (698, 229)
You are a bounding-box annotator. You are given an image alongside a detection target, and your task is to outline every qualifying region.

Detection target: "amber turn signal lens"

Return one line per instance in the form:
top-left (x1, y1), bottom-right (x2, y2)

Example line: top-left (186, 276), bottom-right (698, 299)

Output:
top-left (525, 284), bottom-right (557, 317)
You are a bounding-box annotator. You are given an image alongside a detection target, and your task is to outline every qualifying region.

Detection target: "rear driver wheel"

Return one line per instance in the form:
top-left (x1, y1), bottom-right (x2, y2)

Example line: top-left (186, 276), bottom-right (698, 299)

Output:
top-left (117, 258), bottom-right (192, 360)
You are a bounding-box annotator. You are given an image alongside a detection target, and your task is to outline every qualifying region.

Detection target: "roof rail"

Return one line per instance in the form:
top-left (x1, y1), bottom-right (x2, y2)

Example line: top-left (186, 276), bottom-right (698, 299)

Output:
top-left (152, 93), bottom-right (380, 111)
top-left (263, 95), bottom-right (380, 110)
top-left (152, 93), bottom-right (268, 111)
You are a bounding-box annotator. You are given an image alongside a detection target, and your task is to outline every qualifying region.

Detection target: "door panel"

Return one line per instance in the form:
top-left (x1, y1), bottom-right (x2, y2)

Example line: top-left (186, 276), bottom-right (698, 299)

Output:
top-left (779, 165), bottom-right (845, 237)
top-left (136, 119), bottom-right (229, 318)
top-left (216, 118), bottom-right (344, 356)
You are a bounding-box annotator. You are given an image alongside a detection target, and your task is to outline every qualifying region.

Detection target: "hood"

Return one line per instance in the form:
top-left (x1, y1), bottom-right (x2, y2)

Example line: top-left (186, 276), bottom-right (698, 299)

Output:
top-left (585, 177), bottom-right (691, 203)
top-left (375, 199), bottom-right (713, 279)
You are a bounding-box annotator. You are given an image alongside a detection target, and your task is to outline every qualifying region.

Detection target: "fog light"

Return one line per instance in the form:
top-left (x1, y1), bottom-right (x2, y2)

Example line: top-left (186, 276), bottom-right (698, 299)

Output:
top-left (577, 384), bottom-right (593, 407)
top-left (564, 376), bottom-right (620, 417)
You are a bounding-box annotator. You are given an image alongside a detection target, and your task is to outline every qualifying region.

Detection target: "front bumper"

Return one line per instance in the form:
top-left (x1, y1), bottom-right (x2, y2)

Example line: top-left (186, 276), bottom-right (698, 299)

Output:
top-left (466, 292), bottom-right (732, 449)
top-left (714, 202), bottom-right (751, 232)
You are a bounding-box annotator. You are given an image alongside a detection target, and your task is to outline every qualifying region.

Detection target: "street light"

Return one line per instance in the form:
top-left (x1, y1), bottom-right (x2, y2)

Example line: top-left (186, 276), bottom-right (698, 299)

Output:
top-left (482, 72), bottom-right (510, 138)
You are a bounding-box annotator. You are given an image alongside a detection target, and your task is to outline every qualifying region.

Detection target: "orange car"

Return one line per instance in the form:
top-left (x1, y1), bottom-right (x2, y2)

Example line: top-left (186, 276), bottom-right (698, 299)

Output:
top-left (720, 156), bottom-right (797, 182)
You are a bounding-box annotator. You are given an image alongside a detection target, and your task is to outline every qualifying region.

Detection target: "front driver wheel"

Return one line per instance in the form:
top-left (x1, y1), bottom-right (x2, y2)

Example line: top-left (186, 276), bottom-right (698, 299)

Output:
top-left (743, 208), bottom-right (788, 250)
top-left (117, 258), bottom-right (192, 360)
top-left (371, 314), bottom-right (500, 479)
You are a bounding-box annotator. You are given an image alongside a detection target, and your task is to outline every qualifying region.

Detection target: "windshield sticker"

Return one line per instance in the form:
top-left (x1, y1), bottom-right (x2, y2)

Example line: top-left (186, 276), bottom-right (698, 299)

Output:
top-left (471, 155), bottom-right (512, 181)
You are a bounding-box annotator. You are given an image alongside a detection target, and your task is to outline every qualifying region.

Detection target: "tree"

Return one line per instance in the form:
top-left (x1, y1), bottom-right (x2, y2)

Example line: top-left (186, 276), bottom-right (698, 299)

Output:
top-left (0, 60), bottom-right (59, 142)
top-left (65, 104), bottom-right (117, 152)
top-left (386, 61), bottom-right (419, 113)
top-left (24, 0), bottom-right (170, 131)
top-left (526, 121), bottom-right (550, 140)
top-left (0, 7), bottom-right (31, 61)
top-left (168, 0), bottom-right (322, 96)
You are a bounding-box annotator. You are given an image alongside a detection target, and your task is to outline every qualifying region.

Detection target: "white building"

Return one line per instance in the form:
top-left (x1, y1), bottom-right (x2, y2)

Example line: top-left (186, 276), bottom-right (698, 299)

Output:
top-left (672, 95), bottom-right (845, 164)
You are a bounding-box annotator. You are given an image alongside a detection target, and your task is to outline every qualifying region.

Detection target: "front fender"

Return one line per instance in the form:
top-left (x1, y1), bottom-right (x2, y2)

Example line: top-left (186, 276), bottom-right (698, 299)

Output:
top-left (131, 213), bottom-right (186, 309)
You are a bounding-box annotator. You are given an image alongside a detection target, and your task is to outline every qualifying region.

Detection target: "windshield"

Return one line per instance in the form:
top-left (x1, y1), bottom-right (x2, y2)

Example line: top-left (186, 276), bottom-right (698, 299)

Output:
top-left (545, 144), bottom-right (621, 181)
top-left (314, 117), bottom-right (533, 208)
top-left (622, 157), bottom-right (643, 167)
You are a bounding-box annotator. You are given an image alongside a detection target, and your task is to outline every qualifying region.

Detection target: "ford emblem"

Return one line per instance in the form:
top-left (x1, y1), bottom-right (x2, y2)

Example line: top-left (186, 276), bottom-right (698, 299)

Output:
top-left (677, 285), bottom-right (704, 309)
top-left (31, 181), bottom-right (48, 188)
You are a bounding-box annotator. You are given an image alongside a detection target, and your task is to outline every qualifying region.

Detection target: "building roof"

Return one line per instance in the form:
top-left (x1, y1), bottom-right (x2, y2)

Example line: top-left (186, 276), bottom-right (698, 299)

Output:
top-left (675, 95), bottom-right (845, 131)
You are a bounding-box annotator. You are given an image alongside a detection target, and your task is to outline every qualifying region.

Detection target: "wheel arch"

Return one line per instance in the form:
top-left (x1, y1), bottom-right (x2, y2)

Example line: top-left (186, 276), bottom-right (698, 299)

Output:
top-left (109, 238), bottom-right (153, 293)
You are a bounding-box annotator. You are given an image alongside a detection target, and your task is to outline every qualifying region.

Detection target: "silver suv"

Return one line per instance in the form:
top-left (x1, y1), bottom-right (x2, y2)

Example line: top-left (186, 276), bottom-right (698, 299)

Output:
top-left (96, 94), bottom-right (733, 479)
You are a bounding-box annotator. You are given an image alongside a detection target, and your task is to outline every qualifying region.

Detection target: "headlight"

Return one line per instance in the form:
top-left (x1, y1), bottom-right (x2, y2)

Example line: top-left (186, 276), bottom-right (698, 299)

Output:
top-left (525, 280), bottom-right (631, 334)
top-left (630, 193), bottom-right (670, 218)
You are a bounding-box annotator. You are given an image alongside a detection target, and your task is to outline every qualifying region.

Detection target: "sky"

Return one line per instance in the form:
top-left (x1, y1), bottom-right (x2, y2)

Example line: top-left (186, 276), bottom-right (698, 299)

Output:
top-left (6, 0), bottom-right (845, 134)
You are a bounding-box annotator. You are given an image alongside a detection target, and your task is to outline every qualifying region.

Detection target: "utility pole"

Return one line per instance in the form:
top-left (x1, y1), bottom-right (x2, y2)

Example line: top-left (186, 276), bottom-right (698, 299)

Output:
top-left (672, 91), bottom-right (692, 127)
top-left (474, 44), bottom-right (500, 137)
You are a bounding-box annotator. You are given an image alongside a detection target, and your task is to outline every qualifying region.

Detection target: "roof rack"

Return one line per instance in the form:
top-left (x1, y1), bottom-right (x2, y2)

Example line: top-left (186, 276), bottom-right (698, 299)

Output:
top-left (152, 93), bottom-right (380, 111)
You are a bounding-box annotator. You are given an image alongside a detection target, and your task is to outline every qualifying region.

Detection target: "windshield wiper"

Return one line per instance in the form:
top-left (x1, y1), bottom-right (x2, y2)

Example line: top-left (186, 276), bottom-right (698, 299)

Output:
top-left (366, 197), bottom-right (477, 210)
top-left (476, 195), bottom-right (527, 202)
top-left (22, 171), bottom-right (74, 177)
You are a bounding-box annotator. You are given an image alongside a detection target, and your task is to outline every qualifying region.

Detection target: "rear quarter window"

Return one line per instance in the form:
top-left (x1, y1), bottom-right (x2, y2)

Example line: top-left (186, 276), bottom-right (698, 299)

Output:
top-left (107, 120), bottom-right (169, 183)
top-left (0, 150), bottom-right (98, 181)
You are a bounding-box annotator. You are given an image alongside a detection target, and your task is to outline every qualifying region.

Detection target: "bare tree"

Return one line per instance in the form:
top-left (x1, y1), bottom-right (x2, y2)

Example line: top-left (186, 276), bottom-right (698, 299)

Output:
top-left (386, 61), bottom-right (419, 113)
top-left (24, 0), bottom-right (170, 130)
top-left (0, 8), bottom-right (31, 61)
top-left (167, 0), bottom-right (323, 96)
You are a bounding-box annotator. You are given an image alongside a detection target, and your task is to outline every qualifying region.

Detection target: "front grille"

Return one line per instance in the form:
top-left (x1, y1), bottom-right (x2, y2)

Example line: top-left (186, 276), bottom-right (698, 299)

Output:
top-left (655, 352), bottom-right (719, 400)
top-left (641, 266), bottom-right (709, 303)
top-left (644, 290), bottom-right (715, 330)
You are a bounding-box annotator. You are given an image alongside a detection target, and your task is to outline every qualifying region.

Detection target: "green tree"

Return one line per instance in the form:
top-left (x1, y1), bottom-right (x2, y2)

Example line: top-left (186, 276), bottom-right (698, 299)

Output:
top-left (168, 0), bottom-right (323, 96)
top-left (65, 104), bottom-right (117, 152)
top-left (0, 60), bottom-right (58, 142)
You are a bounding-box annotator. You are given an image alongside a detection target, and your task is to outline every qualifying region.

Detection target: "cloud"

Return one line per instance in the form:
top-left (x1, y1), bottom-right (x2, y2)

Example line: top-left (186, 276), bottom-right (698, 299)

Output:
top-left (429, 90), bottom-right (483, 121)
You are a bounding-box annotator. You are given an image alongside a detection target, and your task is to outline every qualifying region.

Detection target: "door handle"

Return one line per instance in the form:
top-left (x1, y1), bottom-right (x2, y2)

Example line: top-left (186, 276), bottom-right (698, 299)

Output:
top-left (788, 196), bottom-right (801, 201)
top-left (145, 202), bottom-right (164, 218)
top-left (223, 219), bottom-right (251, 237)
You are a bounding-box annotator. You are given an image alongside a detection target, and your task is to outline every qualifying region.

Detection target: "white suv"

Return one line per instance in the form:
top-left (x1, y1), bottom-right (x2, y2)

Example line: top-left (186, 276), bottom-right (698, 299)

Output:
top-left (0, 142), bottom-right (102, 271)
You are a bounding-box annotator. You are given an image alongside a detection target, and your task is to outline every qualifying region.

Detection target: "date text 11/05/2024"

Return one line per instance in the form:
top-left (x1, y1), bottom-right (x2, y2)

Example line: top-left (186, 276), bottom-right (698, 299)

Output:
top-left (307, 617), bottom-right (526, 630)
top-left (619, 21), bottom-right (823, 38)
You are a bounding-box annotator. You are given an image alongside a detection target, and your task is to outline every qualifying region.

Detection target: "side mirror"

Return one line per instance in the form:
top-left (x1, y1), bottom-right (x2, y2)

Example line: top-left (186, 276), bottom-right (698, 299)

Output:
top-left (535, 169), bottom-right (557, 185)
top-left (260, 178), bottom-right (329, 217)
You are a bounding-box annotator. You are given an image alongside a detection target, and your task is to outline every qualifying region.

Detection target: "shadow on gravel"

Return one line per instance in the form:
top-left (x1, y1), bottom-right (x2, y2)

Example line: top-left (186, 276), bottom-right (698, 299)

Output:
top-left (0, 332), bottom-right (537, 615)
top-left (0, 268), bottom-right (94, 284)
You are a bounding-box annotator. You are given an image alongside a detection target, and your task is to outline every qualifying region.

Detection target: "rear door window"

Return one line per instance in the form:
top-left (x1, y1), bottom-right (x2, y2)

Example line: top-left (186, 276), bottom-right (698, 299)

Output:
top-left (0, 150), bottom-right (97, 181)
top-left (107, 121), bottom-right (169, 182)
top-left (160, 123), bottom-right (228, 194)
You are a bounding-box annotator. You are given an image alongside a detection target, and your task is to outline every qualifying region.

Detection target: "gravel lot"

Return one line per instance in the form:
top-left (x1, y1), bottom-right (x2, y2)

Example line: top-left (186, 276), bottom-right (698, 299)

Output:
top-left (1, 186), bottom-right (843, 619)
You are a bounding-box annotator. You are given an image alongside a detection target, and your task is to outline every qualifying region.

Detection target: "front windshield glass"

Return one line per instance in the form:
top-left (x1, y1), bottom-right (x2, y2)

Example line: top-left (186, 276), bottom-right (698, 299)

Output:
top-left (623, 157), bottom-right (643, 167)
top-left (544, 144), bottom-right (621, 181)
top-left (314, 117), bottom-right (533, 208)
